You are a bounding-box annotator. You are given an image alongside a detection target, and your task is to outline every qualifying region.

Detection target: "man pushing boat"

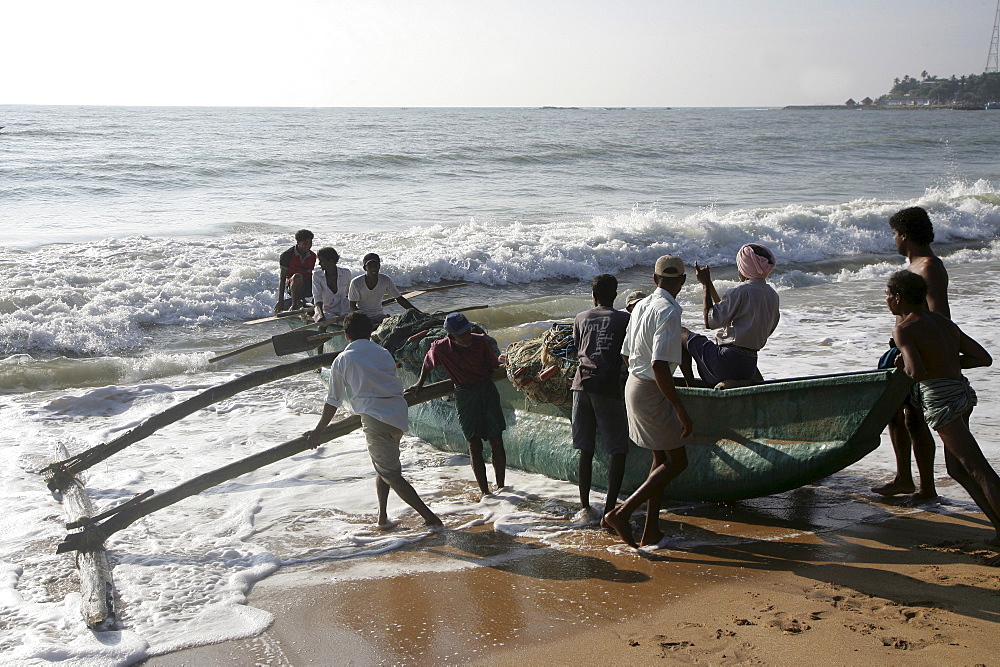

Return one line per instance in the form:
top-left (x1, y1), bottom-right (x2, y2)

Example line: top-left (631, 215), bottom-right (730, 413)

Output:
top-left (406, 312), bottom-right (508, 498)
top-left (308, 312), bottom-right (443, 530)
top-left (886, 270), bottom-right (1000, 550)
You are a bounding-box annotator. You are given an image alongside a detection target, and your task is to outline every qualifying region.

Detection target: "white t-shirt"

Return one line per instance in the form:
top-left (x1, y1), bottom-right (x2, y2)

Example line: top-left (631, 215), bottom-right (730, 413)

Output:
top-left (347, 273), bottom-right (402, 319)
top-left (326, 339), bottom-right (408, 432)
top-left (312, 265), bottom-right (353, 320)
top-left (621, 287), bottom-right (683, 381)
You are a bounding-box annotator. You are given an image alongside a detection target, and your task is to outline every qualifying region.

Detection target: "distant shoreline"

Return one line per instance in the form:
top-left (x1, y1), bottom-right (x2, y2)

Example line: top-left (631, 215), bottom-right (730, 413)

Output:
top-left (783, 104), bottom-right (993, 111)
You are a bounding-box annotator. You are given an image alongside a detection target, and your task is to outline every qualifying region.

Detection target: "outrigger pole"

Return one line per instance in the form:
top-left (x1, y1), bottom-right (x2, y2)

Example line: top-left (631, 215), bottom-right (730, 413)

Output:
top-left (56, 376), bottom-right (463, 555)
top-left (41, 351), bottom-right (340, 491)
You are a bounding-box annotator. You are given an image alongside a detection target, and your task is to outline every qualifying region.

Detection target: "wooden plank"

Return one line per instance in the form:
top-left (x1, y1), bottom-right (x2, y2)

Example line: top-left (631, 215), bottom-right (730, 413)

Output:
top-left (54, 444), bottom-right (115, 629)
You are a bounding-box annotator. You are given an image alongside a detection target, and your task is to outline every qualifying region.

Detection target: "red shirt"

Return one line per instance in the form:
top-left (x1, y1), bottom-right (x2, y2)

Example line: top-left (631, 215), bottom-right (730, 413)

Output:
top-left (424, 334), bottom-right (499, 387)
top-left (279, 245), bottom-right (317, 281)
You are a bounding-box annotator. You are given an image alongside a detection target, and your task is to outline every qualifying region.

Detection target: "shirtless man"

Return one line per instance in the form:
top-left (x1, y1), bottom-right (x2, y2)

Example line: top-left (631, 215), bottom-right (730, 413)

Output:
top-left (886, 270), bottom-right (999, 546)
top-left (873, 207), bottom-right (949, 500)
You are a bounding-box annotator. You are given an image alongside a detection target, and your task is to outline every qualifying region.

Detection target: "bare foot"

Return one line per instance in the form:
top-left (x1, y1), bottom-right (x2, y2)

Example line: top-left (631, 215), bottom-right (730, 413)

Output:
top-left (425, 517), bottom-right (445, 531)
top-left (903, 490), bottom-right (940, 506)
top-left (871, 480), bottom-right (916, 496)
top-left (377, 519), bottom-right (399, 531)
top-left (640, 529), bottom-right (664, 547)
top-left (603, 510), bottom-right (638, 548)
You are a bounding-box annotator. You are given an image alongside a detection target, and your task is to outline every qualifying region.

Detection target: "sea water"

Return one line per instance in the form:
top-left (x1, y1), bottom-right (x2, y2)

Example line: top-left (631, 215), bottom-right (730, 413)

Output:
top-left (1, 106), bottom-right (999, 664)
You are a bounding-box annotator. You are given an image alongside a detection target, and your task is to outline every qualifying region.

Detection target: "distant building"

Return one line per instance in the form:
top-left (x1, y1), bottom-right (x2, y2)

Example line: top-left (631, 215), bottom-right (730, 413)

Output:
top-left (845, 98), bottom-right (857, 106)
top-left (861, 97), bottom-right (874, 105)
top-left (884, 96), bottom-right (932, 106)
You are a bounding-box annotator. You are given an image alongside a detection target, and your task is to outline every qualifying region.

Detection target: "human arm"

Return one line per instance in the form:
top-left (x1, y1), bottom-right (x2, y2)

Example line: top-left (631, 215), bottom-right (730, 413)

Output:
top-left (652, 360), bottom-right (692, 438)
top-left (958, 329), bottom-right (992, 370)
top-left (395, 295), bottom-right (418, 311)
top-left (405, 360), bottom-right (433, 394)
top-left (312, 272), bottom-right (325, 322)
top-left (695, 262), bottom-right (722, 328)
top-left (893, 322), bottom-right (926, 381)
top-left (922, 260), bottom-right (950, 319)
top-left (275, 266), bottom-right (290, 313)
top-left (307, 402), bottom-right (339, 448)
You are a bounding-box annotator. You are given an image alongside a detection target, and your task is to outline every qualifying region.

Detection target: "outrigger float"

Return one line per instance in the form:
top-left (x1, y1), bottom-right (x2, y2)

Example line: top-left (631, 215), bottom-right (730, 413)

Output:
top-left (39, 285), bottom-right (911, 629)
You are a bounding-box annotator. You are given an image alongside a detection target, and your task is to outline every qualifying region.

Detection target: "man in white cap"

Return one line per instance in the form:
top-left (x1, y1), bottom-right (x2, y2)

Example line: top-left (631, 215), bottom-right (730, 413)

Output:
top-left (681, 243), bottom-right (780, 388)
top-left (407, 312), bottom-right (507, 497)
top-left (604, 255), bottom-right (693, 548)
top-left (348, 252), bottom-right (417, 324)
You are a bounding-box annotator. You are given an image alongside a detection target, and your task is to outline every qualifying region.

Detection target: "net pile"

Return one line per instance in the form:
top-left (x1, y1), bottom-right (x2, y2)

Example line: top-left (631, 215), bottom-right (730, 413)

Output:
top-left (504, 323), bottom-right (578, 409)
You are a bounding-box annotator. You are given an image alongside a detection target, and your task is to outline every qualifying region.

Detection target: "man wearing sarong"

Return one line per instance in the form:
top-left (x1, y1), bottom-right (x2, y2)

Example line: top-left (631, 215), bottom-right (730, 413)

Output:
top-left (572, 274), bottom-right (631, 519)
top-left (887, 270), bottom-right (1000, 547)
top-left (407, 312), bottom-right (507, 497)
top-left (604, 255), bottom-right (693, 548)
top-left (307, 312), bottom-right (442, 530)
top-left (874, 206), bottom-right (951, 501)
top-left (681, 243), bottom-right (779, 388)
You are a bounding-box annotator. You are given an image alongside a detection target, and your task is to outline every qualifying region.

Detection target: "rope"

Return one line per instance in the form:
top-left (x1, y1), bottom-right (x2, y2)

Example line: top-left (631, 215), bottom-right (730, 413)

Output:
top-left (504, 323), bottom-right (578, 409)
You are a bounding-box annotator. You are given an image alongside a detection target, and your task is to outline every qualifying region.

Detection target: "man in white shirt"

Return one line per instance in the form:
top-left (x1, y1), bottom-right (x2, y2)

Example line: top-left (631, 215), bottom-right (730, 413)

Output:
top-left (348, 253), bottom-right (417, 324)
top-left (307, 312), bottom-right (442, 529)
top-left (312, 247), bottom-right (353, 324)
top-left (604, 255), bottom-right (693, 549)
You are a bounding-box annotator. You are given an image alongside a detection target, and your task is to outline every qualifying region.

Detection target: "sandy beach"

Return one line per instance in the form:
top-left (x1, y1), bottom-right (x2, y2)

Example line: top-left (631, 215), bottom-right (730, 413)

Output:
top-left (147, 494), bottom-right (1000, 666)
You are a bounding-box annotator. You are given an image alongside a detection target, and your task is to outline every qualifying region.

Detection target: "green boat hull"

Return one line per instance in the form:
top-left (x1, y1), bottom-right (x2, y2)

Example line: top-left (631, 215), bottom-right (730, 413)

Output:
top-left (400, 368), bottom-right (911, 503)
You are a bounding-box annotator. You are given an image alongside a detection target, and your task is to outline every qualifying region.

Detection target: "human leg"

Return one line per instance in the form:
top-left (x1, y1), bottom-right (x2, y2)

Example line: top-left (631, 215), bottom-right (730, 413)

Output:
top-left (605, 447), bottom-right (688, 548)
top-left (578, 450), bottom-right (595, 509)
top-left (288, 274), bottom-right (305, 309)
top-left (904, 405), bottom-right (938, 499)
top-left (572, 389), bottom-right (598, 509)
top-left (872, 406), bottom-right (916, 495)
top-left (604, 453), bottom-right (627, 519)
top-left (362, 414), bottom-right (443, 527)
top-left (488, 435), bottom-right (506, 489)
top-left (467, 437), bottom-right (490, 495)
top-left (375, 474), bottom-right (391, 527)
top-left (939, 420), bottom-right (1000, 539)
top-left (680, 328), bottom-right (695, 386)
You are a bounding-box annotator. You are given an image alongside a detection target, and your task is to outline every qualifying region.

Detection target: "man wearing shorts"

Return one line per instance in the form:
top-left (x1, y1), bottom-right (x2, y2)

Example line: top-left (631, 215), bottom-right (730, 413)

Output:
top-left (604, 255), bottom-right (693, 548)
top-left (681, 243), bottom-right (779, 387)
top-left (407, 312), bottom-right (507, 498)
top-left (308, 312), bottom-right (442, 530)
top-left (571, 274), bottom-right (631, 519)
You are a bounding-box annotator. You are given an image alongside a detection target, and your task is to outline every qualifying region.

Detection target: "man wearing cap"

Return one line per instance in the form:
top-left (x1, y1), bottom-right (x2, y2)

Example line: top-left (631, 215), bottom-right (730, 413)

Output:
top-left (406, 312), bottom-right (507, 497)
top-left (604, 255), bottom-right (693, 548)
top-left (624, 290), bottom-right (647, 313)
top-left (348, 253), bottom-right (417, 324)
top-left (307, 312), bottom-right (443, 530)
top-left (681, 243), bottom-right (780, 388)
top-left (571, 274), bottom-right (631, 520)
top-left (275, 229), bottom-right (317, 313)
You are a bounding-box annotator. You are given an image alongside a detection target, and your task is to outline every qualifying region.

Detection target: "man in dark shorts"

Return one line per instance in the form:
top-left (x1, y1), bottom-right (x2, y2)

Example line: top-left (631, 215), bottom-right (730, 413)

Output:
top-left (873, 207), bottom-right (950, 501)
top-left (681, 243), bottom-right (779, 388)
top-left (572, 274), bottom-right (631, 520)
top-left (886, 270), bottom-right (999, 548)
top-left (407, 312), bottom-right (507, 498)
top-left (275, 229), bottom-right (317, 313)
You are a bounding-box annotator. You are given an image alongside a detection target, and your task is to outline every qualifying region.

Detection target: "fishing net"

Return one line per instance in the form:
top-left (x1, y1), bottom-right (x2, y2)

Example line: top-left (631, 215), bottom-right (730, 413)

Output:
top-left (504, 323), bottom-right (578, 409)
top-left (374, 310), bottom-right (500, 380)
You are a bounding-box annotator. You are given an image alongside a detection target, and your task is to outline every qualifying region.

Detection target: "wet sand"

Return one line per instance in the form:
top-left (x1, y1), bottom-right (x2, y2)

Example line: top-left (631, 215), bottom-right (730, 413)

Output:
top-left (147, 494), bottom-right (1000, 665)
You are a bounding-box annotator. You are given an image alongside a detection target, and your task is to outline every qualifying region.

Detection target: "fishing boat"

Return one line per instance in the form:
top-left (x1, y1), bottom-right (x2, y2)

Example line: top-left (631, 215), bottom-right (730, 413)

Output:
top-left (298, 312), bottom-right (912, 503)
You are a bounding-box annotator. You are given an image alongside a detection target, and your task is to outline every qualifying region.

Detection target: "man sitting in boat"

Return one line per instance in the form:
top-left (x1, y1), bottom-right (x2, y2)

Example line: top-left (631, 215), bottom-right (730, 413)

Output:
top-left (571, 274), bottom-right (631, 522)
top-left (274, 229), bottom-right (317, 313)
top-left (604, 255), bottom-right (693, 548)
top-left (886, 269), bottom-right (1000, 549)
top-left (312, 246), bottom-right (352, 325)
top-left (348, 252), bottom-right (417, 324)
top-left (307, 312), bottom-right (443, 530)
top-left (681, 243), bottom-right (780, 388)
top-left (406, 312), bottom-right (508, 498)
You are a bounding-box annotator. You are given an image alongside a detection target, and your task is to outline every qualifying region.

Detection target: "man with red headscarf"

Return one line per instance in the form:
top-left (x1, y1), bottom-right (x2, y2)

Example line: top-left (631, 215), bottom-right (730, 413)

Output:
top-left (680, 243), bottom-right (780, 387)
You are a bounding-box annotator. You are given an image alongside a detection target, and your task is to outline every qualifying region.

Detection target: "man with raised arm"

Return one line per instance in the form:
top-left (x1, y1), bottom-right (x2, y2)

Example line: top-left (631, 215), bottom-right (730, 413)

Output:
top-left (307, 312), bottom-right (442, 530)
top-left (886, 270), bottom-right (999, 547)
top-left (571, 274), bottom-right (631, 521)
top-left (275, 229), bottom-right (316, 313)
top-left (604, 256), bottom-right (693, 548)
top-left (873, 207), bottom-right (950, 501)
top-left (680, 243), bottom-right (779, 388)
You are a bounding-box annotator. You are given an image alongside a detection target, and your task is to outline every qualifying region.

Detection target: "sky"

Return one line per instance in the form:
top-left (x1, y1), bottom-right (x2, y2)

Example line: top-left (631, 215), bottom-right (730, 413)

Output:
top-left (4, 0), bottom-right (997, 107)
